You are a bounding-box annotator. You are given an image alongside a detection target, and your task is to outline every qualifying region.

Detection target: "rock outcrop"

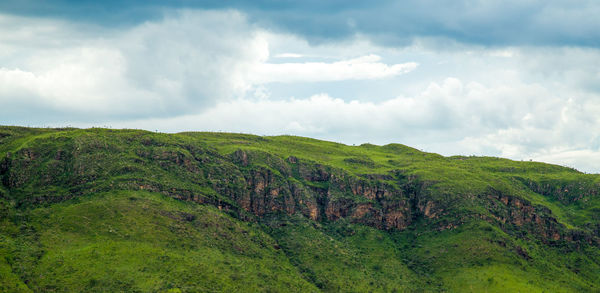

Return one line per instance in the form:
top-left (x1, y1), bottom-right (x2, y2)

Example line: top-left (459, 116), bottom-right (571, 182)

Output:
top-left (1, 134), bottom-right (598, 247)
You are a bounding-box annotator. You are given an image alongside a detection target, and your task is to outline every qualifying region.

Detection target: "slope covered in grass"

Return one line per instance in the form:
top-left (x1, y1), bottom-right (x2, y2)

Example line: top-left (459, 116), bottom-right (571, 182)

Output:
top-left (0, 126), bottom-right (599, 292)
top-left (2, 190), bottom-right (317, 292)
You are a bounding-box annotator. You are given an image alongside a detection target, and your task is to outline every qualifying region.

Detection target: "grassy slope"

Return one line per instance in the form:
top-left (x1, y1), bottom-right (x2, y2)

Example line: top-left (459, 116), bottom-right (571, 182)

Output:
top-left (0, 126), bottom-right (599, 292)
top-left (265, 216), bottom-right (428, 292)
top-left (3, 191), bottom-right (318, 292)
top-left (394, 220), bottom-right (599, 292)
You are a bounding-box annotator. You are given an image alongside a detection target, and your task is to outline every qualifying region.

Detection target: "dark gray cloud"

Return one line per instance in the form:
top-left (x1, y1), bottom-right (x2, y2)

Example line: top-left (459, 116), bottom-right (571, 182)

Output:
top-left (1, 0), bottom-right (599, 47)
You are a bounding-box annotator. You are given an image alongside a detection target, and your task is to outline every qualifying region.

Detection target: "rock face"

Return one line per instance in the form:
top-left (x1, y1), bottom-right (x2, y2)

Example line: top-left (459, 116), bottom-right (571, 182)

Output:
top-left (198, 149), bottom-right (596, 246)
top-left (487, 190), bottom-right (562, 240)
top-left (1, 134), bottom-right (598, 247)
top-left (518, 177), bottom-right (600, 204)
top-left (487, 189), bottom-right (599, 245)
top-left (220, 150), bottom-right (422, 230)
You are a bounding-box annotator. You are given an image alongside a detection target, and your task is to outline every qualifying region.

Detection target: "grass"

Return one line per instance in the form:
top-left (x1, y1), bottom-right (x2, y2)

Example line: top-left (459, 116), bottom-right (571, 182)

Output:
top-left (5, 191), bottom-right (317, 292)
top-left (266, 216), bottom-right (427, 292)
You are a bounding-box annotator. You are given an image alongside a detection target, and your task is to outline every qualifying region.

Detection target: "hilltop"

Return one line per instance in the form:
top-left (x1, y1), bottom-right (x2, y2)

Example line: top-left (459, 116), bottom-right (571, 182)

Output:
top-left (1, 126), bottom-right (599, 292)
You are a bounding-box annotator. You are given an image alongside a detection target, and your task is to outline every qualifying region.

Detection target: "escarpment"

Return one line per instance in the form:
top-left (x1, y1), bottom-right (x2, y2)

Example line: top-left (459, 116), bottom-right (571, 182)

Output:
top-left (0, 130), bottom-right (598, 248)
top-left (220, 149), bottom-right (431, 231)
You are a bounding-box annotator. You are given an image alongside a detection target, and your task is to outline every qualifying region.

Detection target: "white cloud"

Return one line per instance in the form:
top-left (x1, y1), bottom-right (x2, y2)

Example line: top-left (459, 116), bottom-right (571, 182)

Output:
top-left (251, 54), bottom-right (417, 83)
top-left (0, 10), bottom-right (267, 119)
top-left (1, 47), bottom-right (159, 113)
top-left (273, 53), bottom-right (304, 58)
top-left (0, 10), bottom-right (414, 121)
top-left (531, 149), bottom-right (600, 173)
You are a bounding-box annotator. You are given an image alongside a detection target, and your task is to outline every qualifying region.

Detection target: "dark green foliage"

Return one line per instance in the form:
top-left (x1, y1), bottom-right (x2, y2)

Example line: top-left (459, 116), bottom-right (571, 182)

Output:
top-left (0, 126), bottom-right (599, 292)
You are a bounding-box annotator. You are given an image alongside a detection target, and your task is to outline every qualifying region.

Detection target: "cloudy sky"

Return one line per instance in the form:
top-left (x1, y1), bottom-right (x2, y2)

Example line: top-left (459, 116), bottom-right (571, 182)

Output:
top-left (1, 1), bottom-right (599, 173)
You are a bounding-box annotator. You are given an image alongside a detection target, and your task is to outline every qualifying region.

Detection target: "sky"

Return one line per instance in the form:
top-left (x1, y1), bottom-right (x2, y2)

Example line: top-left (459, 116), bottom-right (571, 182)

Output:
top-left (1, 1), bottom-right (599, 173)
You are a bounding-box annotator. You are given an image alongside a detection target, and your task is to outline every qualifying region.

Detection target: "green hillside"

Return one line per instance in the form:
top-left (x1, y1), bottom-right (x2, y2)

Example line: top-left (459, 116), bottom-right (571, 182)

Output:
top-left (1, 126), bottom-right (599, 292)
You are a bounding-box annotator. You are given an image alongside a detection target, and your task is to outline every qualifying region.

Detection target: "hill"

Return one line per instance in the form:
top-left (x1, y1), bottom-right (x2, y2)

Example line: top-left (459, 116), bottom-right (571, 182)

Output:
top-left (1, 126), bottom-right (599, 292)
